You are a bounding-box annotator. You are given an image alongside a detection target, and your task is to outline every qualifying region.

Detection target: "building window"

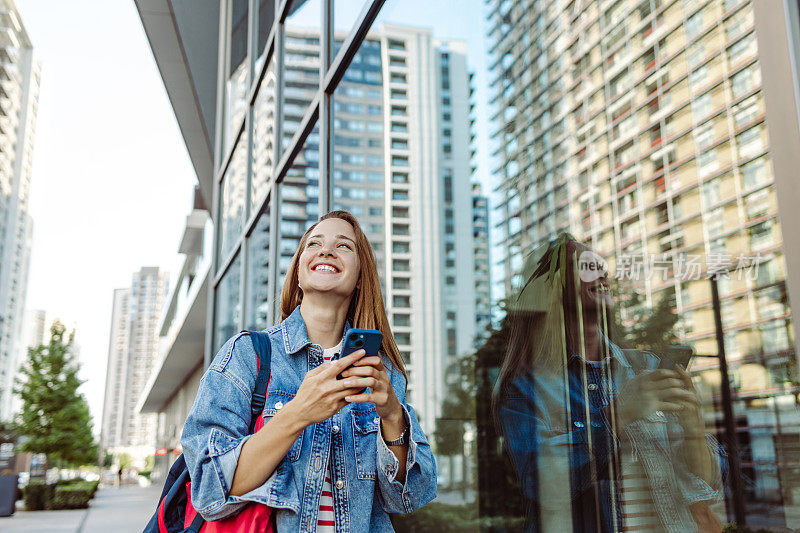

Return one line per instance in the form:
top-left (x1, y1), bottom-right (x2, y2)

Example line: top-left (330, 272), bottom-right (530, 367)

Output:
top-left (393, 241), bottom-right (410, 254)
top-left (393, 295), bottom-right (410, 308)
top-left (685, 11), bottom-right (703, 39)
top-left (741, 157), bottom-right (767, 189)
top-left (697, 149), bottom-right (718, 176)
top-left (394, 314), bottom-right (410, 327)
top-left (737, 126), bottom-right (763, 159)
top-left (691, 92), bottom-right (712, 122)
top-left (393, 277), bottom-right (410, 290)
top-left (731, 65), bottom-right (760, 98)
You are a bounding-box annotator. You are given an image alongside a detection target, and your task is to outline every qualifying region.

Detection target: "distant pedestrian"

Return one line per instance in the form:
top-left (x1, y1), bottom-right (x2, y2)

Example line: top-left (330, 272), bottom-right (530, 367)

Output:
top-left (117, 467), bottom-right (122, 488)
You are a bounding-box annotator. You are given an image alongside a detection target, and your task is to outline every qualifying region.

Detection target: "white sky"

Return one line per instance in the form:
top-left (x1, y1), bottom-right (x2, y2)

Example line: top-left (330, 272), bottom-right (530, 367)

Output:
top-left (16, 0), bottom-right (494, 434)
top-left (18, 0), bottom-right (196, 428)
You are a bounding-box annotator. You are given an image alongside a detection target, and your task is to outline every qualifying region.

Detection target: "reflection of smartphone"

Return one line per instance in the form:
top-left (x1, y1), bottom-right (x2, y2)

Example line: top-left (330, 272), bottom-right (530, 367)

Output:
top-left (659, 345), bottom-right (693, 370)
top-left (336, 329), bottom-right (382, 387)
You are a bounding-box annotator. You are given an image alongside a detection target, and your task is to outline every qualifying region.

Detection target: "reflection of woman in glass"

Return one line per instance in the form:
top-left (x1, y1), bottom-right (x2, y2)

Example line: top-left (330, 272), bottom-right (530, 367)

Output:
top-left (494, 235), bottom-right (723, 532)
top-left (182, 211), bottom-right (437, 531)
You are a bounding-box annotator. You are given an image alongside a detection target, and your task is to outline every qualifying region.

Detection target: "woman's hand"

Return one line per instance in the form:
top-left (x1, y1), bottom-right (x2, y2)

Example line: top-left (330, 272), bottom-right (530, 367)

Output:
top-left (284, 349), bottom-right (368, 428)
top-left (615, 368), bottom-right (699, 426)
top-left (673, 365), bottom-right (705, 438)
top-left (340, 355), bottom-right (404, 426)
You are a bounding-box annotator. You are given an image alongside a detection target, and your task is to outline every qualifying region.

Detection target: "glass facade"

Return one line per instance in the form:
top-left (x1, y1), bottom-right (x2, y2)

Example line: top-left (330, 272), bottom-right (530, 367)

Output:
top-left (205, 0), bottom-right (800, 529)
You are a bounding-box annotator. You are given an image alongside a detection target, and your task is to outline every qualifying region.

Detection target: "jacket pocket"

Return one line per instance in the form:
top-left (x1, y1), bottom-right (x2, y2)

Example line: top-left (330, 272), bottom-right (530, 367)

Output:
top-left (263, 390), bottom-right (303, 462)
top-left (351, 408), bottom-right (380, 480)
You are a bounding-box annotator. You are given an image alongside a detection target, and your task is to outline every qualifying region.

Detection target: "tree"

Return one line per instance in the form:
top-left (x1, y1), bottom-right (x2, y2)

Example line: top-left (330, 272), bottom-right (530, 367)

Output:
top-left (14, 320), bottom-right (98, 467)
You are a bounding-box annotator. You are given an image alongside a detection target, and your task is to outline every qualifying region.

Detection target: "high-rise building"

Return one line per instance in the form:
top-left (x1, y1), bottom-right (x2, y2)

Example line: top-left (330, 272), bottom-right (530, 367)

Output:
top-left (100, 267), bottom-right (168, 465)
top-left (487, 0), bottom-right (800, 524)
top-left (0, 0), bottom-right (40, 423)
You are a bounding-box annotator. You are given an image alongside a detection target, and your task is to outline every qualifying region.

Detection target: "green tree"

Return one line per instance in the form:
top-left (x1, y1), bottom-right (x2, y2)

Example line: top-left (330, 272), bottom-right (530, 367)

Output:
top-left (14, 321), bottom-right (98, 467)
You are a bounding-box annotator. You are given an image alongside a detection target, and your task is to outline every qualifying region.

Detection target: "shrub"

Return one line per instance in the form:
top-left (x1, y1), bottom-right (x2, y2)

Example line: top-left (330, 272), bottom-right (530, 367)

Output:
top-left (52, 482), bottom-right (93, 510)
top-left (23, 480), bottom-right (54, 511)
top-left (23, 479), bottom-right (98, 510)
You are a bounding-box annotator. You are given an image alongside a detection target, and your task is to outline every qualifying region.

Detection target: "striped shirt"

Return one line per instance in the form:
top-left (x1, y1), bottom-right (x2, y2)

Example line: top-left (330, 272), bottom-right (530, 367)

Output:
top-left (317, 340), bottom-right (342, 532)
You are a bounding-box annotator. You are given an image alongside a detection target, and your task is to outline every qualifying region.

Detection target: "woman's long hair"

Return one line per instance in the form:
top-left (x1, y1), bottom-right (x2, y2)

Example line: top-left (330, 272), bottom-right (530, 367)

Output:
top-left (280, 210), bottom-right (406, 379)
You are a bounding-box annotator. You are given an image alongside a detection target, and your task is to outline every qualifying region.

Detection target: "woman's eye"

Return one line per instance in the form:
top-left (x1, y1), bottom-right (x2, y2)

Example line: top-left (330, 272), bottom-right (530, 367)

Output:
top-left (308, 241), bottom-right (320, 247)
top-left (338, 243), bottom-right (352, 249)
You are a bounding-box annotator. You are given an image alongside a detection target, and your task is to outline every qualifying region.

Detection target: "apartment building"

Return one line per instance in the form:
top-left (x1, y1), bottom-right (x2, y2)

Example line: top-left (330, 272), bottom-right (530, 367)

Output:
top-left (100, 267), bottom-right (169, 466)
top-left (487, 0), bottom-right (800, 523)
top-left (0, 0), bottom-right (39, 422)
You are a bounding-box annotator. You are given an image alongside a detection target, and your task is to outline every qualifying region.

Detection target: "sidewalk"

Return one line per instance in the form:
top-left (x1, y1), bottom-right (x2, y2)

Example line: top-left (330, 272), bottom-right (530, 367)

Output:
top-left (0, 484), bottom-right (162, 533)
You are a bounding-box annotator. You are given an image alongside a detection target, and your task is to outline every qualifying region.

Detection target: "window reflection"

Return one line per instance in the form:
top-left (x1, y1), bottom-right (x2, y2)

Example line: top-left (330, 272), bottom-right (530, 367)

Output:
top-left (223, 0), bottom-right (249, 154)
top-left (246, 206), bottom-right (271, 330)
top-left (220, 132), bottom-right (248, 260)
top-left (252, 57), bottom-right (277, 213)
top-left (213, 254), bottom-right (241, 354)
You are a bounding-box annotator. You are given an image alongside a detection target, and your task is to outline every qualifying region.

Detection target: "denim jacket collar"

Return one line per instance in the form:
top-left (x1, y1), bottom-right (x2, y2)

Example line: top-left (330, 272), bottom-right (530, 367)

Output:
top-left (567, 333), bottom-right (632, 371)
top-left (281, 304), bottom-right (352, 356)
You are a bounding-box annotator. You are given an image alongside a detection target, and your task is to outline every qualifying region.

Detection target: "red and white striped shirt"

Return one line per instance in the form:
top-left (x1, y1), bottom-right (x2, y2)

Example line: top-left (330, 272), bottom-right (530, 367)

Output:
top-left (317, 341), bottom-right (341, 532)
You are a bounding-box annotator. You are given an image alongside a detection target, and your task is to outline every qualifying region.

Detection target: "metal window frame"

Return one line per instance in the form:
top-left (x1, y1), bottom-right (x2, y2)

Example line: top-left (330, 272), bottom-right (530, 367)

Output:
top-left (206, 0), bottom-right (386, 364)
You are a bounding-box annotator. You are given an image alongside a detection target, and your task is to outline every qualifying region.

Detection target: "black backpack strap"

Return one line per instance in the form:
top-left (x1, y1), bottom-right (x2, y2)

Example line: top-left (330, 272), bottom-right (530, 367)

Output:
top-left (183, 512), bottom-right (206, 533)
top-left (242, 330), bottom-right (272, 434)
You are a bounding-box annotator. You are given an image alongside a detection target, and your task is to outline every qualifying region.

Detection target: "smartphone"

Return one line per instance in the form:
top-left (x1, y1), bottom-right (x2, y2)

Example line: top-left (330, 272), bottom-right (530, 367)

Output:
top-left (336, 329), bottom-right (382, 388)
top-left (659, 345), bottom-right (693, 370)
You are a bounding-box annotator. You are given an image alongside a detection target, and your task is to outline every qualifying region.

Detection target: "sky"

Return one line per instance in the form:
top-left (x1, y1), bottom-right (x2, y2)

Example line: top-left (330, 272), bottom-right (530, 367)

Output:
top-left (17, 0), bottom-right (196, 427)
top-left (15, 0), bottom-right (496, 434)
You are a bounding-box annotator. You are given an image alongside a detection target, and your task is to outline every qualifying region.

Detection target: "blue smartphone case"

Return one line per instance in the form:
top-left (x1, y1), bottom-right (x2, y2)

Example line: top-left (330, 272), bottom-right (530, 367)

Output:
top-left (340, 328), bottom-right (383, 358)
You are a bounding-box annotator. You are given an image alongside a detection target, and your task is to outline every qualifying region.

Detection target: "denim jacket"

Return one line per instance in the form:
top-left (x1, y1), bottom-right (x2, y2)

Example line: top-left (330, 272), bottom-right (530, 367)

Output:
top-left (181, 305), bottom-right (437, 531)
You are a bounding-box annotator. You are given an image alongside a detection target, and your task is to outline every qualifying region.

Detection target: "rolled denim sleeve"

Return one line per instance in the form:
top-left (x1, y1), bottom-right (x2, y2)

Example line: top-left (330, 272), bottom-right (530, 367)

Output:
top-left (180, 334), bottom-right (276, 521)
top-left (375, 369), bottom-right (437, 513)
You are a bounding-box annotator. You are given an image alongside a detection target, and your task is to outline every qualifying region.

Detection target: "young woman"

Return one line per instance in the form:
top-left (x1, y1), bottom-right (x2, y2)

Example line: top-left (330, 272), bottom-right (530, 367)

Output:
top-left (182, 210), bottom-right (437, 531)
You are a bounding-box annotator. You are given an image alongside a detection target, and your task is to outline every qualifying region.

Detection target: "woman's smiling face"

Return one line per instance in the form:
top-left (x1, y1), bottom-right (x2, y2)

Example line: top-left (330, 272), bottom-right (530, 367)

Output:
top-left (298, 217), bottom-right (361, 299)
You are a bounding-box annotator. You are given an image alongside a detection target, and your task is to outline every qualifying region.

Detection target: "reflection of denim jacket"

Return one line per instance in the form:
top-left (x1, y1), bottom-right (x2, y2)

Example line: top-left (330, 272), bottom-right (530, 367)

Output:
top-left (181, 305), bottom-right (437, 531)
top-left (498, 342), bottom-right (722, 533)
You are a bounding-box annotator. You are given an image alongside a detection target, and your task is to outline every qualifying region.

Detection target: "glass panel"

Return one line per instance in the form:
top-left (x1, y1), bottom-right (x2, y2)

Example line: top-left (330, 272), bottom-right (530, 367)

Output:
top-left (332, 35), bottom-right (385, 284)
top-left (220, 131), bottom-right (248, 261)
top-left (246, 205), bottom-right (271, 330)
top-left (281, 128), bottom-right (320, 281)
top-left (213, 254), bottom-right (242, 354)
top-left (465, 0), bottom-right (800, 530)
top-left (283, 2), bottom-right (322, 152)
top-left (224, 0), bottom-right (250, 154)
top-left (255, 0), bottom-right (277, 70)
top-left (252, 56), bottom-right (277, 213)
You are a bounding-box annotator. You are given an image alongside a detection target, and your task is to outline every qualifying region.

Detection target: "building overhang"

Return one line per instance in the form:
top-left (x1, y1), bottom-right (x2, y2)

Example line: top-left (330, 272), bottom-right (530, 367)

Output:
top-left (134, 0), bottom-right (219, 206)
top-left (138, 262), bottom-right (209, 413)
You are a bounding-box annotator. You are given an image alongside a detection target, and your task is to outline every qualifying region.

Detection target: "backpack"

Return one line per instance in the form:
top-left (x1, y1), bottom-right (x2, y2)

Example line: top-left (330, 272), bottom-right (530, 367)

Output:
top-left (143, 331), bottom-right (273, 533)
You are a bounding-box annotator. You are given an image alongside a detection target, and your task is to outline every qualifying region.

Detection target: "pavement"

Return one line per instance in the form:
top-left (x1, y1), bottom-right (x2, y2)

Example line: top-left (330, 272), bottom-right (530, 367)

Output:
top-left (0, 484), bottom-right (162, 533)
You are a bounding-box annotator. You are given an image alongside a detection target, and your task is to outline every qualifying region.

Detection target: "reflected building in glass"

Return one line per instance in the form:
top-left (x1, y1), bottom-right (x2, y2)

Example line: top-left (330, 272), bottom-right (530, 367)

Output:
top-left (486, 0), bottom-right (800, 527)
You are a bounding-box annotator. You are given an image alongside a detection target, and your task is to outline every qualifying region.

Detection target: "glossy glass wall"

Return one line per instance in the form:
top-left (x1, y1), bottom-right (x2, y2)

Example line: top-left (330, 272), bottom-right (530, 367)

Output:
top-left (206, 0), bottom-right (800, 530)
